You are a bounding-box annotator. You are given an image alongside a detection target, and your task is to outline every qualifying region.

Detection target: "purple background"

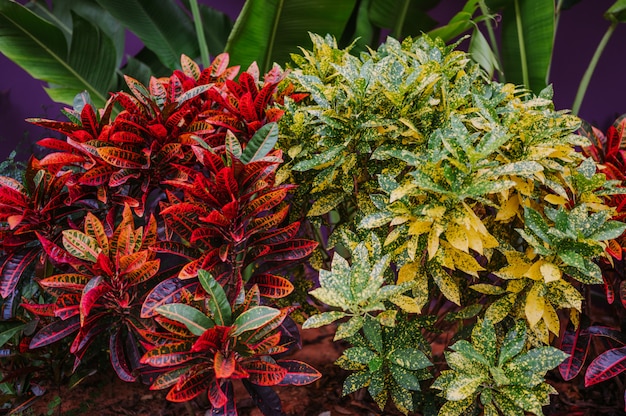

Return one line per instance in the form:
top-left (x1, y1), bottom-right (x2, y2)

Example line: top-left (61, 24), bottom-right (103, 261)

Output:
top-left (1, 0), bottom-right (624, 161)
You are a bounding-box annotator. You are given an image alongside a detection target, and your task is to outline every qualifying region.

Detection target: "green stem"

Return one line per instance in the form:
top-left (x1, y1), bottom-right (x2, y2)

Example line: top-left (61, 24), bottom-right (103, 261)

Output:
top-left (572, 22), bottom-right (617, 115)
top-left (514, 0), bottom-right (529, 89)
top-left (189, 0), bottom-right (210, 67)
top-left (392, 0), bottom-right (411, 39)
top-left (478, 0), bottom-right (504, 81)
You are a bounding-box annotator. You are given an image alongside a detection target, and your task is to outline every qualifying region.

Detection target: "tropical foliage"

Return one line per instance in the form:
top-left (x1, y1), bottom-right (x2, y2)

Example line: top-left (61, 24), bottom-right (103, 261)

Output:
top-left (0, 53), bottom-right (320, 414)
top-left (286, 34), bottom-right (625, 414)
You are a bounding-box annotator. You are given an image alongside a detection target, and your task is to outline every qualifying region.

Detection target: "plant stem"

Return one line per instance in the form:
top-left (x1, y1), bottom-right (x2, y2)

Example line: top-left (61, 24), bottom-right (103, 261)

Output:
top-left (189, 0), bottom-right (210, 68)
top-left (514, 0), bottom-right (529, 89)
top-left (572, 22), bottom-right (617, 115)
top-left (478, 0), bottom-right (504, 81)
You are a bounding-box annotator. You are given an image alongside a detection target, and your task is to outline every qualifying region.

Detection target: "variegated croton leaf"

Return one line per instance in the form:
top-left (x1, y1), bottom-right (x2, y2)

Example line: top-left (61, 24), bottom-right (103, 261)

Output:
top-left (432, 319), bottom-right (567, 416)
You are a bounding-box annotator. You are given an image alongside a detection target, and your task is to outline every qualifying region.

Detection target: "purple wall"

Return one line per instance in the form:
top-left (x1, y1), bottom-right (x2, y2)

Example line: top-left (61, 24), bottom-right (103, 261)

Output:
top-left (1, 0), bottom-right (624, 162)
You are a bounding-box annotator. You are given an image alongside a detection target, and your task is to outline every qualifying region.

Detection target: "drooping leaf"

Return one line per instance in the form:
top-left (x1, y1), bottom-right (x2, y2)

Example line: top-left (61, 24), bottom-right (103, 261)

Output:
top-left (585, 346), bottom-right (626, 387)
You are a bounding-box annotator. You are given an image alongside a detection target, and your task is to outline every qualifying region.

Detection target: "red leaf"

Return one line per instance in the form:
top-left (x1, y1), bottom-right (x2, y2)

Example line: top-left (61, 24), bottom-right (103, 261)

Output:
top-left (166, 364), bottom-right (212, 402)
top-left (210, 381), bottom-right (237, 416)
top-left (603, 273), bottom-right (615, 304)
top-left (254, 240), bottom-right (318, 263)
top-left (214, 351), bottom-right (236, 379)
top-left (80, 280), bottom-right (111, 322)
top-left (20, 302), bottom-right (56, 317)
top-left (239, 92), bottom-right (257, 121)
top-left (29, 315), bottom-right (80, 349)
top-left (276, 360), bottom-right (321, 386)
top-left (620, 281), bottom-right (626, 309)
top-left (242, 188), bottom-right (288, 218)
top-left (248, 274), bottom-right (294, 298)
top-left (243, 360), bottom-right (287, 386)
top-left (559, 324), bottom-right (591, 381)
top-left (79, 165), bottom-right (117, 186)
top-left (141, 341), bottom-right (196, 367)
top-left (0, 248), bottom-right (39, 298)
top-left (39, 152), bottom-right (86, 167)
top-left (585, 346), bottom-right (626, 386)
top-left (208, 378), bottom-right (228, 409)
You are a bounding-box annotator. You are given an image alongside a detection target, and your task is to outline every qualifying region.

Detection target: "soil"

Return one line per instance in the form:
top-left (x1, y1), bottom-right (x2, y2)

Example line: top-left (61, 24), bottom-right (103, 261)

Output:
top-left (12, 325), bottom-right (626, 416)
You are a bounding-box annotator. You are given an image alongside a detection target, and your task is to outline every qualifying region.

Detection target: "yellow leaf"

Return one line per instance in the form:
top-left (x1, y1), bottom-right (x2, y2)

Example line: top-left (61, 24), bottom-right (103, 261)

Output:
top-left (408, 220), bottom-right (432, 236)
top-left (525, 282), bottom-right (545, 328)
top-left (408, 235), bottom-right (419, 261)
top-left (495, 193), bottom-right (519, 222)
top-left (446, 222), bottom-right (469, 253)
top-left (412, 273), bottom-right (429, 312)
top-left (423, 205), bottom-right (446, 219)
top-left (444, 243), bottom-right (484, 276)
top-left (467, 230), bottom-right (484, 255)
top-left (384, 227), bottom-right (403, 246)
top-left (390, 216), bottom-right (410, 226)
top-left (391, 294), bottom-right (422, 313)
top-left (507, 279), bottom-right (528, 293)
top-left (512, 177), bottom-right (533, 196)
top-left (543, 302), bottom-right (560, 335)
top-left (523, 260), bottom-right (544, 281)
top-left (529, 319), bottom-right (550, 345)
top-left (430, 264), bottom-right (461, 305)
top-left (540, 262), bottom-right (561, 283)
top-left (428, 223), bottom-right (444, 260)
top-left (544, 194), bottom-right (567, 205)
top-left (495, 251), bottom-right (531, 280)
top-left (390, 182), bottom-right (417, 203)
top-left (485, 293), bottom-right (516, 323)
top-left (569, 309), bottom-right (580, 329)
top-left (398, 262), bottom-right (420, 284)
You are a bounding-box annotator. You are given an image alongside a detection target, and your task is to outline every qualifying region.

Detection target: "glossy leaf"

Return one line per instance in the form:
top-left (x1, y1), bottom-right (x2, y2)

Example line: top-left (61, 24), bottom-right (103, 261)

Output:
top-left (585, 346), bottom-right (626, 386)
top-left (231, 306), bottom-right (280, 336)
top-left (156, 303), bottom-right (215, 336)
top-left (198, 269), bottom-right (232, 326)
top-left (240, 122), bottom-right (279, 163)
top-left (559, 324), bottom-right (591, 381)
top-left (276, 360), bottom-right (321, 386)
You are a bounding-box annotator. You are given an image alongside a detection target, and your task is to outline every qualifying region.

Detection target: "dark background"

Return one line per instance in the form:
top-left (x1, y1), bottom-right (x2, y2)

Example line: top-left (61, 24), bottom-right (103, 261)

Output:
top-left (1, 0), bottom-right (624, 161)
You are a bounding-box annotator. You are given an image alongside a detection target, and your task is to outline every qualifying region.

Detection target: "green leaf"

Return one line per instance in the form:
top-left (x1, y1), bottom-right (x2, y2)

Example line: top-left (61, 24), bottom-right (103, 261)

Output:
top-left (388, 348), bottom-right (432, 371)
top-left (363, 317), bottom-right (383, 353)
top-left (241, 122), bottom-right (279, 164)
top-left (302, 311), bottom-right (347, 329)
top-left (359, 211), bottom-right (394, 229)
top-left (437, 396), bottom-right (474, 416)
top-left (156, 303), bottom-right (215, 336)
top-left (197, 270), bottom-right (231, 326)
top-left (605, 0), bottom-right (626, 22)
top-left (342, 370), bottom-right (370, 395)
top-left (390, 363), bottom-right (421, 391)
top-left (588, 220), bottom-right (626, 241)
top-left (508, 346), bottom-right (569, 374)
top-left (231, 306), bottom-right (281, 336)
top-left (95, 0), bottom-right (198, 69)
top-left (500, 0), bottom-right (555, 93)
top-left (430, 264), bottom-right (461, 306)
top-left (225, 0), bottom-right (357, 73)
top-left (62, 230), bottom-right (102, 262)
top-left (0, 2), bottom-right (115, 106)
top-left (0, 323), bottom-right (26, 348)
top-left (307, 192), bottom-right (345, 216)
top-left (499, 320), bottom-right (527, 366)
top-left (335, 315), bottom-right (365, 340)
top-left (449, 340), bottom-right (489, 367)
top-left (472, 319), bottom-right (497, 366)
top-left (343, 346), bottom-right (377, 365)
top-left (469, 27), bottom-right (500, 77)
top-left (369, 0), bottom-right (438, 39)
top-left (445, 373), bottom-right (485, 401)
top-left (523, 207), bottom-right (553, 244)
top-left (427, 1), bottom-right (478, 43)
top-left (499, 385), bottom-right (544, 415)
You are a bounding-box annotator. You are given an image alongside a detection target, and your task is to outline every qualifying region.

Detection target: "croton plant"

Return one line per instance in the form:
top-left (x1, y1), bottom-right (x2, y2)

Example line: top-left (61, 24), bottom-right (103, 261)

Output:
top-left (1, 34), bottom-right (626, 416)
top-left (0, 53), bottom-right (319, 414)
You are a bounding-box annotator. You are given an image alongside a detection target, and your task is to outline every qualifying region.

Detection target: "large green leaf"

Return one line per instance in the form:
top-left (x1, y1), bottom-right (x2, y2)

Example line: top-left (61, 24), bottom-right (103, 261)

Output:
top-left (95, 0), bottom-right (198, 69)
top-left (225, 0), bottom-right (358, 72)
top-left (500, 0), bottom-right (555, 93)
top-left (368, 0), bottom-right (439, 38)
top-left (0, 1), bottom-right (115, 106)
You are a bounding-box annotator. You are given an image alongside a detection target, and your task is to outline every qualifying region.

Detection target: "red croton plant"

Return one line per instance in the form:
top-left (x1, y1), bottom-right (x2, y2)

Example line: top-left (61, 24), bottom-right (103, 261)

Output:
top-left (558, 115), bottom-right (626, 398)
top-left (0, 54), bottom-right (319, 414)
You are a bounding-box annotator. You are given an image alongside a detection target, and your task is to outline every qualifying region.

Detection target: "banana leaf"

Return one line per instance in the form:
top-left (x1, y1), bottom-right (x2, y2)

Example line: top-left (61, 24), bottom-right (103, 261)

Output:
top-left (94, 0), bottom-right (200, 70)
top-left (368, 0), bottom-right (439, 39)
top-left (500, 0), bottom-right (555, 93)
top-left (0, 2), bottom-right (116, 107)
top-left (225, 0), bottom-right (358, 73)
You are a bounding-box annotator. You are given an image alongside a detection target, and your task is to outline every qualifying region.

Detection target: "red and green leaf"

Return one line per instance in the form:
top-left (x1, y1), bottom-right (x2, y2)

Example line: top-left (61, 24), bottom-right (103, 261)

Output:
top-left (243, 360), bottom-right (287, 386)
top-left (585, 346), bottom-right (626, 386)
top-left (141, 341), bottom-right (196, 367)
top-left (248, 274), bottom-right (294, 299)
top-left (276, 360), bottom-right (322, 386)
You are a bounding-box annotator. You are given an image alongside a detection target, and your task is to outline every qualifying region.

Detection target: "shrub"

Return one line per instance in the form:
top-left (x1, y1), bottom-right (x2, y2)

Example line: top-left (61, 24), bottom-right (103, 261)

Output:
top-left (279, 34), bottom-right (625, 415)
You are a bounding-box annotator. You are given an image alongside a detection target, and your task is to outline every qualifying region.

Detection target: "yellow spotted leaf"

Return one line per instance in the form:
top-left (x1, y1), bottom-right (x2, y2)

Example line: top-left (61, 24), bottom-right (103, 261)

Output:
top-left (430, 264), bottom-right (461, 306)
top-left (408, 220), bottom-right (432, 236)
top-left (525, 282), bottom-right (545, 328)
top-left (524, 260), bottom-right (544, 281)
top-left (446, 222), bottom-right (469, 253)
top-left (470, 284), bottom-right (505, 295)
top-left (427, 222), bottom-right (444, 260)
top-left (485, 293), bottom-right (516, 323)
top-left (543, 302), bottom-right (560, 335)
top-left (540, 262), bottom-right (561, 283)
top-left (544, 194), bottom-right (568, 205)
top-left (390, 294), bottom-right (422, 313)
top-left (495, 251), bottom-right (531, 280)
top-left (495, 193), bottom-right (519, 222)
top-left (447, 245), bottom-right (484, 276)
top-left (467, 229), bottom-right (484, 255)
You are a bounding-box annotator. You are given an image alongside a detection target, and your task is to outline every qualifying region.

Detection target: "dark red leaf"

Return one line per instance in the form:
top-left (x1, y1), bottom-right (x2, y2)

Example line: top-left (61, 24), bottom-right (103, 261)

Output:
top-left (141, 278), bottom-right (199, 318)
top-left (0, 248), bottom-right (39, 298)
top-left (29, 315), bottom-right (80, 349)
top-left (248, 274), bottom-right (294, 298)
top-left (276, 360), bottom-right (321, 386)
top-left (110, 327), bottom-right (137, 382)
top-left (585, 346), bottom-right (626, 386)
top-left (211, 381), bottom-right (237, 416)
top-left (242, 360), bottom-right (287, 386)
top-left (166, 364), bottom-right (212, 402)
top-left (208, 377), bottom-right (228, 408)
top-left (559, 324), bottom-right (591, 381)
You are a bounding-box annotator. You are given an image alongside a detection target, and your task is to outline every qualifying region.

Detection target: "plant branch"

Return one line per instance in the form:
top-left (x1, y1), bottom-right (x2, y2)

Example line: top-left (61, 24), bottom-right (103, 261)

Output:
top-left (189, 0), bottom-right (210, 67)
top-left (572, 22), bottom-right (617, 115)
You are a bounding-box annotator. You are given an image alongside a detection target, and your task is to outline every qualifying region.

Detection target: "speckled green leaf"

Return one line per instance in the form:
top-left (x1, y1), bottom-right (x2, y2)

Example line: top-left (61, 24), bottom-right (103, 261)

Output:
top-left (302, 311), bottom-right (347, 329)
top-left (308, 287), bottom-right (347, 308)
top-left (499, 321), bottom-right (527, 366)
top-left (367, 370), bottom-right (386, 408)
top-left (472, 319), bottom-right (497, 366)
top-left (508, 346), bottom-right (569, 374)
top-left (390, 363), bottom-right (421, 391)
top-left (588, 220), bottom-right (626, 241)
top-left (390, 381), bottom-right (415, 413)
top-left (470, 283), bottom-right (505, 295)
top-left (350, 243), bottom-right (372, 295)
top-left (449, 340), bottom-right (489, 367)
top-left (343, 346), bottom-right (376, 365)
top-left (485, 293), bottom-right (516, 324)
top-left (523, 207), bottom-right (552, 244)
top-left (377, 309), bottom-right (397, 327)
top-left (430, 264), bottom-right (461, 306)
top-left (464, 179), bottom-right (516, 197)
top-left (292, 145), bottom-right (343, 171)
top-left (488, 161), bottom-right (543, 178)
top-left (335, 315), bottom-right (364, 340)
top-left (437, 396), bottom-right (473, 416)
top-left (363, 318), bottom-right (382, 353)
top-left (411, 170), bottom-right (450, 194)
top-left (499, 385), bottom-right (544, 415)
top-left (342, 370), bottom-right (370, 395)
top-left (307, 192), bottom-right (346, 216)
top-left (558, 250), bottom-right (602, 284)
top-left (492, 391), bottom-right (525, 416)
top-left (388, 348), bottom-right (431, 371)
top-left (445, 373), bottom-right (485, 401)
top-left (359, 211), bottom-right (394, 229)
